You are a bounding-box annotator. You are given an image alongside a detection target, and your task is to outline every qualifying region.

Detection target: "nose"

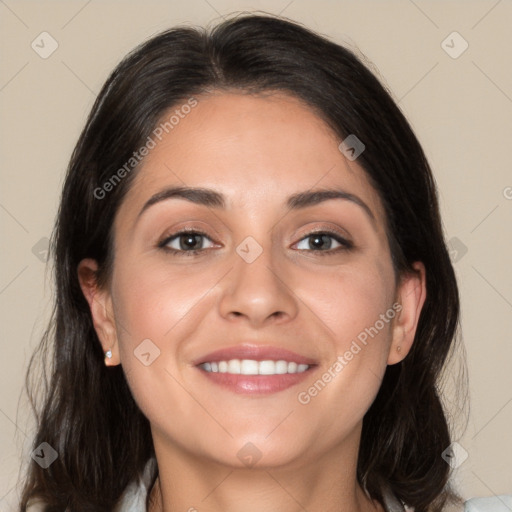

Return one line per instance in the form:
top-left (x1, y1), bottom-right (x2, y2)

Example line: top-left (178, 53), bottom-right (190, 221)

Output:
top-left (218, 240), bottom-right (299, 327)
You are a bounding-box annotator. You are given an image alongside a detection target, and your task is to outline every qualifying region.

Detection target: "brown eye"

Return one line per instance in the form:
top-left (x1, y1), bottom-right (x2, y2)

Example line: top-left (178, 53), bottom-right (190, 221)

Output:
top-left (295, 231), bottom-right (353, 255)
top-left (158, 230), bottom-right (215, 255)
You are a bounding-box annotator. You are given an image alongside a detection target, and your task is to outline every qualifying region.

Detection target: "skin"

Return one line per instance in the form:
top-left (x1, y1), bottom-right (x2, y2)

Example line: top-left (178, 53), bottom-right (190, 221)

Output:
top-left (78, 91), bottom-right (426, 512)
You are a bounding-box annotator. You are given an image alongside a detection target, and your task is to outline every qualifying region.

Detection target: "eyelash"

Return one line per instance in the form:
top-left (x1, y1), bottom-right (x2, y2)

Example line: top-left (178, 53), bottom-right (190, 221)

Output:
top-left (157, 228), bottom-right (354, 257)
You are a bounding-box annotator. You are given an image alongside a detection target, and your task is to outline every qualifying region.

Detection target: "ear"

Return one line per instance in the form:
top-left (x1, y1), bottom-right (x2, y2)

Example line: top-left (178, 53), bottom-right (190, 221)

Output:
top-left (77, 258), bottom-right (120, 366)
top-left (387, 261), bottom-right (427, 365)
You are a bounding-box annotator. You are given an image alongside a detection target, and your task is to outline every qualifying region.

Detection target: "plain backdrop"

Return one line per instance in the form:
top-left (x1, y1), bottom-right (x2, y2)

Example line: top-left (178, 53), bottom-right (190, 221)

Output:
top-left (1, 0), bottom-right (511, 509)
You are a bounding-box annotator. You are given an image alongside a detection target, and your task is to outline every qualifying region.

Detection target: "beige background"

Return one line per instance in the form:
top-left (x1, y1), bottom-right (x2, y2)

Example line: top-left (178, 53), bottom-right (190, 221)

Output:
top-left (1, 0), bottom-right (511, 509)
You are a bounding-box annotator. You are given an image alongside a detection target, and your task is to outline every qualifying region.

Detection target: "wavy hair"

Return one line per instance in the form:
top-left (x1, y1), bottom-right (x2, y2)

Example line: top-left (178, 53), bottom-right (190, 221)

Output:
top-left (18, 12), bottom-right (466, 511)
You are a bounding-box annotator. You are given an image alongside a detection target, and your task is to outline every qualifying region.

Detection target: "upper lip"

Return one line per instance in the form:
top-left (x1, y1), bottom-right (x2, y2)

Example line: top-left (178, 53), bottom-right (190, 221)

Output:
top-left (193, 344), bottom-right (318, 366)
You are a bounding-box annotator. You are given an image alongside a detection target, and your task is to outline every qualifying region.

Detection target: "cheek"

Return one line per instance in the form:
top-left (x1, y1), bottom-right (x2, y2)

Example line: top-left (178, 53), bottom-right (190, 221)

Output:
top-left (298, 258), bottom-right (394, 348)
top-left (112, 257), bottom-right (217, 342)
top-left (109, 261), bottom-right (212, 428)
top-left (110, 258), bottom-right (223, 390)
top-left (295, 263), bottom-right (394, 416)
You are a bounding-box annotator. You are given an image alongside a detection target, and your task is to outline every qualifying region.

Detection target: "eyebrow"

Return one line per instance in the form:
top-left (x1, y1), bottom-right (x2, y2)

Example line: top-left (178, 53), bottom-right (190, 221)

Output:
top-left (135, 185), bottom-right (377, 228)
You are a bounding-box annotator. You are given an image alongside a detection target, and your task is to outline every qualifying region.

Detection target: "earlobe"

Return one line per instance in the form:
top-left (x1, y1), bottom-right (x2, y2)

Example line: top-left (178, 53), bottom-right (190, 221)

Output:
top-left (387, 261), bottom-right (427, 365)
top-left (77, 258), bottom-right (120, 366)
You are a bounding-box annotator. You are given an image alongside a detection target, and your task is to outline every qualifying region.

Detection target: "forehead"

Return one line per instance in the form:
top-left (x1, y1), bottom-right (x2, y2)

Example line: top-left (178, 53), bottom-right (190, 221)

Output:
top-left (117, 91), bottom-right (386, 229)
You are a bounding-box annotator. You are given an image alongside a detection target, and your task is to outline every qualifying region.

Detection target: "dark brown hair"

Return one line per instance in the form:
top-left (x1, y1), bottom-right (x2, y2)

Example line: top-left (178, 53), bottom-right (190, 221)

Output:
top-left (18, 12), bottom-right (466, 511)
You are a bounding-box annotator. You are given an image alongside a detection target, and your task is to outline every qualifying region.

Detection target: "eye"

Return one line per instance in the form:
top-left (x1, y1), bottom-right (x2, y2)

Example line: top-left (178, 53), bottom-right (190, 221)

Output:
top-left (158, 229), bottom-right (216, 255)
top-left (294, 230), bottom-right (353, 255)
top-left (157, 229), bottom-right (353, 257)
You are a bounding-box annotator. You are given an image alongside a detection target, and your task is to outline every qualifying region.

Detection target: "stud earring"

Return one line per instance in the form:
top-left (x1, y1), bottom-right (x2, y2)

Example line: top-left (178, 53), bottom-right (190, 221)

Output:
top-left (396, 346), bottom-right (402, 353)
top-left (105, 349), bottom-right (112, 360)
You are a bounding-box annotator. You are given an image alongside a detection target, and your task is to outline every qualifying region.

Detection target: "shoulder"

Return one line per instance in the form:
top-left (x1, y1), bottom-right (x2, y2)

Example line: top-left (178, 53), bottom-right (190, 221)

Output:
top-left (113, 457), bottom-right (157, 512)
top-left (400, 494), bottom-right (512, 512)
top-left (27, 459), bottom-right (157, 512)
top-left (26, 499), bottom-right (45, 512)
top-left (431, 495), bottom-right (512, 512)
top-left (26, 477), bottom-right (151, 512)
top-left (463, 495), bottom-right (512, 511)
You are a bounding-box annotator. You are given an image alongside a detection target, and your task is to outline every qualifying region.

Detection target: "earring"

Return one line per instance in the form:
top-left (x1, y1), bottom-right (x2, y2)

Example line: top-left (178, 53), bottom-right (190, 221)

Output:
top-left (396, 346), bottom-right (402, 353)
top-left (105, 349), bottom-right (112, 360)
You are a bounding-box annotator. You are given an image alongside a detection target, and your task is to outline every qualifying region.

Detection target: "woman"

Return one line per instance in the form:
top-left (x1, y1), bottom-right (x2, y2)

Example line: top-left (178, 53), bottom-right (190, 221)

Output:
top-left (18, 12), bottom-right (499, 512)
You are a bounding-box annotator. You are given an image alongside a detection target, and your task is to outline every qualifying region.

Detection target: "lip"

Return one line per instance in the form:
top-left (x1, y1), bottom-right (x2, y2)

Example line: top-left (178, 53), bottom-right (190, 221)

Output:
top-left (192, 344), bottom-right (318, 395)
top-left (197, 369), bottom-right (316, 395)
top-left (192, 344), bottom-right (318, 366)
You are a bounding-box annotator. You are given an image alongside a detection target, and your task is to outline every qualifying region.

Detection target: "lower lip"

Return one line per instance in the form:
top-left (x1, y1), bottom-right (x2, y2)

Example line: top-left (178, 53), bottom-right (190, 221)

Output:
top-left (196, 366), bottom-right (316, 395)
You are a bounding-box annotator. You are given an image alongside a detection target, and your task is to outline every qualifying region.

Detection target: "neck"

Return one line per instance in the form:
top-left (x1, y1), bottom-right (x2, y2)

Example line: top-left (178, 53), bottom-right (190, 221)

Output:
top-left (147, 427), bottom-right (384, 512)
top-left (149, 479), bottom-right (383, 512)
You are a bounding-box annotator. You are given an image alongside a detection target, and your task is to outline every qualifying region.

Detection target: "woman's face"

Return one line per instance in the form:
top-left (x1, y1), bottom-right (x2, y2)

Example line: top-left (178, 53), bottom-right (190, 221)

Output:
top-left (80, 91), bottom-right (424, 469)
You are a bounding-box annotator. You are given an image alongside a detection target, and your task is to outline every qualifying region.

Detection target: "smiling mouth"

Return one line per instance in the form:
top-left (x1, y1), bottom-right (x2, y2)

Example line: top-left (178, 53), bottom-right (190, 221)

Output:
top-left (196, 360), bottom-right (317, 395)
top-left (193, 343), bottom-right (318, 393)
top-left (199, 359), bottom-right (312, 375)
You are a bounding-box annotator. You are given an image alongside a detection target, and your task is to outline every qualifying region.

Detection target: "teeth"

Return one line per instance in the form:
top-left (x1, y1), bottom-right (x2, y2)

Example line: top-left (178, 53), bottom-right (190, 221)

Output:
top-left (200, 359), bottom-right (310, 375)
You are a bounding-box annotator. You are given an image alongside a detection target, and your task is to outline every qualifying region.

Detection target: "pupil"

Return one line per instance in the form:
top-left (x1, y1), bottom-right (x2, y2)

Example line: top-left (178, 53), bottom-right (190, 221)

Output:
top-left (311, 234), bottom-right (330, 250)
top-left (182, 234), bottom-right (200, 250)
